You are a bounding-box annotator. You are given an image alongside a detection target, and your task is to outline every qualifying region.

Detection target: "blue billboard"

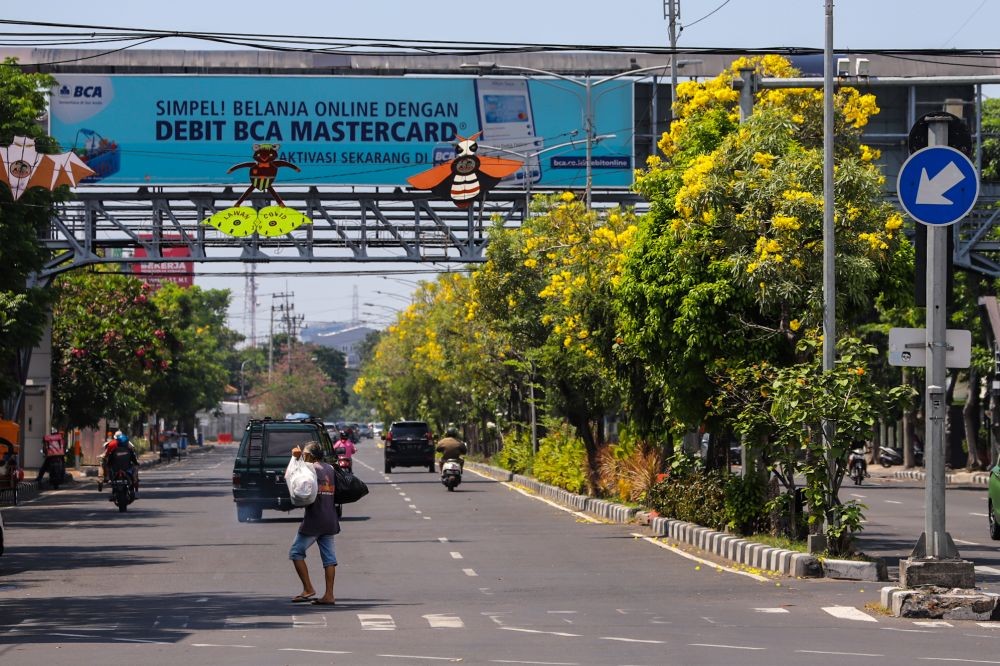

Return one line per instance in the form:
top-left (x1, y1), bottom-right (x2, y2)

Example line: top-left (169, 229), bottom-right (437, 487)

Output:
top-left (48, 75), bottom-right (635, 188)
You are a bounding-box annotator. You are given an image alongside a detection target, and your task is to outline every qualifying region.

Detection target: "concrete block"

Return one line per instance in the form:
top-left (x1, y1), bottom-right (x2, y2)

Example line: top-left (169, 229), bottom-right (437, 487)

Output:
top-left (900, 558), bottom-right (976, 589)
top-left (822, 558), bottom-right (887, 581)
top-left (891, 587), bottom-right (1000, 620)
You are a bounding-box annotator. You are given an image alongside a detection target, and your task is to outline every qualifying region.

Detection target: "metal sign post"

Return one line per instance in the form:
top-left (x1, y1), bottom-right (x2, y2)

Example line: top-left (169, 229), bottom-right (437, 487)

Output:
top-left (895, 116), bottom-right (979, 587)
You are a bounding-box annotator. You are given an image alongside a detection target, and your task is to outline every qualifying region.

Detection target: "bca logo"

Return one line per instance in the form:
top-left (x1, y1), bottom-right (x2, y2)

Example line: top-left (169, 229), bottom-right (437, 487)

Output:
top-left (58, 85), bottom-right (71, 96)
top-left (72, 86), bottom-right (103, 98)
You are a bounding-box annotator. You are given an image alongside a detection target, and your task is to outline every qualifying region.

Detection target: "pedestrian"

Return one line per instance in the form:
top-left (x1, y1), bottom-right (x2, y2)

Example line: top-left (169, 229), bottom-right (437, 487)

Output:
top-left (288, 441), bottom-right (339, 605)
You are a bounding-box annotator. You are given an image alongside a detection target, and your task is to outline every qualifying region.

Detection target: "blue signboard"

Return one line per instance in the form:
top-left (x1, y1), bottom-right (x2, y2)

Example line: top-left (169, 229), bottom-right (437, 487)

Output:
top-left (896, 146), bottom-right (979, 226)
top-left (47, 75), bottom-right (635, 188)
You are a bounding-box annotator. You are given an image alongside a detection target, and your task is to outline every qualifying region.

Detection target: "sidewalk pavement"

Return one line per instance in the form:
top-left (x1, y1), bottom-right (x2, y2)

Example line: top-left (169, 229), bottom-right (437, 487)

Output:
top-left (2, 443), bottom-right (219, 505)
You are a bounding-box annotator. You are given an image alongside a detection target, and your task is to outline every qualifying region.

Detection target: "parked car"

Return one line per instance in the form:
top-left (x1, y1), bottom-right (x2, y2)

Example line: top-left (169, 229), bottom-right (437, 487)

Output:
top-left (358, 423), bottom-right (373, 439)
top-left (371, 422), bottom-right (384, 440)
top-left (232, 416), bottom-right (334, 522)
top-left (384, 420), bottom-right (435, 473)
top-left (989, 463), bottom-right (1000, 539)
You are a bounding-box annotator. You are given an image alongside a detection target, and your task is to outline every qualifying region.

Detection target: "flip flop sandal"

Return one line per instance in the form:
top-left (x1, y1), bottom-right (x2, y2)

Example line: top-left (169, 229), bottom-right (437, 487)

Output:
top-left (291, 594), bottom-right (315, 603)
top-left (311, 599), bottom-right (336, 605)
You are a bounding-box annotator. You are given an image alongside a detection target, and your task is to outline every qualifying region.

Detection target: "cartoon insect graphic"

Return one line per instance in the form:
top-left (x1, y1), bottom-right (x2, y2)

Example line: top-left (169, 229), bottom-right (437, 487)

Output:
top-left (227, 143), bottom-right (301, 207)
top-left (406, 132), bottom-right (523, 208)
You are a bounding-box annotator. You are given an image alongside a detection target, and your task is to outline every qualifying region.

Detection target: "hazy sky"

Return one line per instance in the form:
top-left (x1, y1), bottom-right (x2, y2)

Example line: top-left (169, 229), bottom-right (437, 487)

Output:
top-left (4, 0), bottom-right (998, 339)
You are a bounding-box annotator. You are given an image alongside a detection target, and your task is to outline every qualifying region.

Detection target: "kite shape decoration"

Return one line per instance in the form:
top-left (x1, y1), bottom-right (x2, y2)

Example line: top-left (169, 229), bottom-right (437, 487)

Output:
top-left (0, 135), bottom-right (95, 200)
top-left (206, 143), bottom-right (311, 238)
top-left (406, 132), bottom-right (523, 208)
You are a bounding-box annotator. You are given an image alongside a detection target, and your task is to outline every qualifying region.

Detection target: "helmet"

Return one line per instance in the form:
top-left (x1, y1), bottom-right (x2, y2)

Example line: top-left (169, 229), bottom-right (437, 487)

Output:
top-left (115, 432), bottom-right (128, 444)
top-left (338, 431), bottom-right (348, 440)
top-left (445, 426), bottom-right (459, 438)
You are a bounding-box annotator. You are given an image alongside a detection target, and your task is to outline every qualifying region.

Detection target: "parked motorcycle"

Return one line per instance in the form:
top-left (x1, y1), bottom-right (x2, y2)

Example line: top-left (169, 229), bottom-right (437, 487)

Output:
top-left (848, 446), bottom-right (868, 486)
top-left (441, 459), bottom-right (463, 491)
top-left (878, 443), bottom-right (925, 468)
top-left (110, 470), bottom-right (135, 512)
top-left (333, 445), bottom-right (352, 518)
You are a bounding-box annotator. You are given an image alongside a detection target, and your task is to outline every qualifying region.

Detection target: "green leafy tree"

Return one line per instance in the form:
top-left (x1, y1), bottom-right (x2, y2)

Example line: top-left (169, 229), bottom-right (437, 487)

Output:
top-left (51, 270), bottom-right (169, 429)
top-left (147, 283), bottom-right (239, 432)
top-left (0, 59), bottom-right (60, 411)
top-left (256, 344), bottom-right (341, 418)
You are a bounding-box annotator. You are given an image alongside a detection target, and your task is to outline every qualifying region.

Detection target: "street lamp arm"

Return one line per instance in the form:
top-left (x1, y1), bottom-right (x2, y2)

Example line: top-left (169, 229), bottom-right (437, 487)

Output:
top-left (461, 62), bottom-right (583, 87)
top-left (592, 63), bottom-right (672, 87)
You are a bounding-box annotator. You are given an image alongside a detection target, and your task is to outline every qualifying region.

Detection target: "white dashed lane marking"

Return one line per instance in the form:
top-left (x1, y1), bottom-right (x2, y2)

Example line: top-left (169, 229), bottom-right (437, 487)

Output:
top-left (359, 614), bottom-right (396, 631)
top-left (822, 606), bottom-right (878, 622)
top-left (450, 551), bottom-right (463, 559)
top-left (424, 614), bottom-right (465, 628)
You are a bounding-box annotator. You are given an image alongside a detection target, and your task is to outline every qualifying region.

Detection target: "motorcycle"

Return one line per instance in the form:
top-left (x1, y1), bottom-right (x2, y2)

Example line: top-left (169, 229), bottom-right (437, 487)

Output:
top-left (41, 452), bottom-right (66, 489)
top-left (848, 446), bottom-right (868, 486)
top-left (441, 459), bottom-right (463, 491)
top-left (109, 470), bottom-right (135, 512)
top-left (878, 443), bottom-right (925, 468)
top-left (333, 445), bottom-right (352, 518)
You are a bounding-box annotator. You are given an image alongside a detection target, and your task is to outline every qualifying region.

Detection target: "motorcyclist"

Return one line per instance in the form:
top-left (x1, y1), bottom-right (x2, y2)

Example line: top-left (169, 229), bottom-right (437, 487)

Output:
top-left (435, 426), bottom-right (468, 471)
top-left (36, 428), bottom-right (65, 484)
top-left (105, 431), bottom-right (140, 497)
top-left (333, 431), bottom-right (357, 460)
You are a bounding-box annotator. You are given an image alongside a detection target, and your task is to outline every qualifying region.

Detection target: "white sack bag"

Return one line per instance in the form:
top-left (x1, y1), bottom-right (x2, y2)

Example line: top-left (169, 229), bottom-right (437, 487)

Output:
top-left (286, 456), bottom-right (318, 507)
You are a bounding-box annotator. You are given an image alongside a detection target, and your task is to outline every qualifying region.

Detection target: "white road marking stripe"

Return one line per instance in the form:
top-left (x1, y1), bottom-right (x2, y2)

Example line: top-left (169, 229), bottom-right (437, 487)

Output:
top-left (490, 659), bottom-right (580, 666)
top-left (754, 608), bottom-right (790, 613)
top-left (501, 627), bottom-right (580, 637)
top-left (463, 568), bottom-right (478, 576)
top-left (920, 659), bottom-right (1000, 664)
top-left (548, 610), bottom-right (577, 614)
top-left (292, 615), bottom-right (327, 627)
top-left (954, 539), bottom-right (979, 546)
top-left (977, 622), bottom-right (1000, 628)
top-left (882, 627), bottom-right (933, 633)
top-left (797, 650), bottom-right (884, 657)
top-left (424, 614), bottom-right (465, 628)
top-left (424, 516), bottom-right (432, 520)
top-left (450, 551), bottom-right (463, 559)
top-left (492, 479), bottom-right (600, 523)
top-left (599, 636), bottom-right (665, 644)
top-left (359, 614), bottom-right (396, 630)
top-left (376, 654), bottom-right (462, 662)
top-left (51, 633), bottom-right (95, 639)
top-left (885, 500), bottom-right (903, 504)
top-left (279, 648), bottom-right (352, 655)
top-left (631, 533), bottom-right (769, 582)
top-left (403, 497), bottom-right (411, 502)
top-left (415, 510), bottom-right (423, 514)
top-left (822, 606), bottom-right (878, 622)
top-left (971, 512), bottom-right (989, 517)
top-left (112, 637), bottom-right (169, 644)
top-left (490, 661), bottom-right (579, 665)
top-left (977, 566), bottom-right (1000, 575)
top-left (408, 504), bottom-right (417, 509)
top-left (914, 620), bottom-right (953, 627)
top-left (68, 521), bottom-right (79, 526)
top-left (850, 493), bottom-right (866, 498)
top-left (438, 537), bottom-right (449, 543)
top-left (689, 643), bottom-right (765, 650)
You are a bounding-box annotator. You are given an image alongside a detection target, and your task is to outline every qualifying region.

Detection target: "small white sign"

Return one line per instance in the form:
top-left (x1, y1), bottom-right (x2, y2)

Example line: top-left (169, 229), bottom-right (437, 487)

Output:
top-left (888, 327), bottom-right (971, 368)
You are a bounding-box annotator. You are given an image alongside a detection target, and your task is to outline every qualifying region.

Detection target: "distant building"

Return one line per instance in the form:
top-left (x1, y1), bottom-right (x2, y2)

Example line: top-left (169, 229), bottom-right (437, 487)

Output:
top-left (304, 324), bottom-right (376, 368)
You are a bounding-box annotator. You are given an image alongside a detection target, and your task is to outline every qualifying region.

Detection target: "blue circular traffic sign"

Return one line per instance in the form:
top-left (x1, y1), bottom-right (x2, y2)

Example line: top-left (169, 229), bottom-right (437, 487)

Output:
top-left (897, 145), bottom-right (979, 226)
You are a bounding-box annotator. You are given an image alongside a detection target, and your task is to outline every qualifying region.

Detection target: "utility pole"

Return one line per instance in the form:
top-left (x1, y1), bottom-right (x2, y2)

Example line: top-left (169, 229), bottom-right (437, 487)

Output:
top-left (665, 0), bottom-right (680, 106)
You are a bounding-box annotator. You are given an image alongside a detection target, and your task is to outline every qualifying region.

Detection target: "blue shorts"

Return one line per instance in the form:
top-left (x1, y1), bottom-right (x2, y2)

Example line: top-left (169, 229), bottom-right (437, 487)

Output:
top-left (289, 532), bottom-right (337, 568)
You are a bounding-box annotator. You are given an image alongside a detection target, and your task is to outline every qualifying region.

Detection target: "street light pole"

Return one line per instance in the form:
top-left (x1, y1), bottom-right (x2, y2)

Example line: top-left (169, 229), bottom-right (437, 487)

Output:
top-left (461, 62), bottom-right (670, 209)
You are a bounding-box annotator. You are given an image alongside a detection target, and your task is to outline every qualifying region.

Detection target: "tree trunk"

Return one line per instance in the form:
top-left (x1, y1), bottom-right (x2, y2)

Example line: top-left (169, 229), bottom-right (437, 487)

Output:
top-left (964, 368), bottom-right (983, 470)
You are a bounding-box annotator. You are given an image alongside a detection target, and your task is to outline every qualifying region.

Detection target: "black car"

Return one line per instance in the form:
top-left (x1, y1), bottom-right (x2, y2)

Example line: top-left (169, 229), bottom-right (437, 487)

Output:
top-left (384, 420), bottom-right (435, 473)
top-left (232, 417), bottom-right (334, 522)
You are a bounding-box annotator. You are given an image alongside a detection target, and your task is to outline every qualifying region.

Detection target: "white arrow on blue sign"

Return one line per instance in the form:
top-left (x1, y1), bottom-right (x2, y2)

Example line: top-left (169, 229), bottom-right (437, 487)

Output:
top-left (896, 145), bottom-right (979, 226)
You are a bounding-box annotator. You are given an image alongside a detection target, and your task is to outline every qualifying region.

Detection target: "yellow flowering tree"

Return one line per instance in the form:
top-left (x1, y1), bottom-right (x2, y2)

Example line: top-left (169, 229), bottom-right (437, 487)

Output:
top-left (617, 55), bottom-right (913, 460)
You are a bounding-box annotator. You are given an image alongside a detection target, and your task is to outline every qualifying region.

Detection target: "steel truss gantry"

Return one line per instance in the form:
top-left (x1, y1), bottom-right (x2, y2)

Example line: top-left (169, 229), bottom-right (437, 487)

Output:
top-left (39, 188), bottom-right (646, 281)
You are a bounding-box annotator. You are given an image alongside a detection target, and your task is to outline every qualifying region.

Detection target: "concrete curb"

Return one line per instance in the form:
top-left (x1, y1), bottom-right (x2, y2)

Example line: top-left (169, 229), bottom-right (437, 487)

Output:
top-left (466, 460), bottom-right (822, 578)
top-left (882, 585), bottom-right (1000, 620)
top-left (892, 469), bottom-right (990, 486)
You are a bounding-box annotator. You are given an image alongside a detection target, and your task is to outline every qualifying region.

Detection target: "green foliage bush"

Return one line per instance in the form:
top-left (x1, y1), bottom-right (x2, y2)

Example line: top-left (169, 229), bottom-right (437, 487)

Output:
top-left (494, 430), bottom-right (534, 475)
top-left (533, 423), bottom-right (588, 495)
top-left (646, 468), bottom-right (767, 535)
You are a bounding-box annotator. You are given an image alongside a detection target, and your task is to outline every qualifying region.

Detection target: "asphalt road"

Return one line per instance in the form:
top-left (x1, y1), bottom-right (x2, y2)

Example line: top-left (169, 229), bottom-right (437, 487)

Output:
top-left (2, 444), bottom-right (1000, 665)
top-left (850, 471), bottom-right (1000, 585)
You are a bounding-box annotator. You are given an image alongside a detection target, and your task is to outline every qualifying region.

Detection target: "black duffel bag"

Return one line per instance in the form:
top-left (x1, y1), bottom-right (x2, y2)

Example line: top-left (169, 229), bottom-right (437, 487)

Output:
top-left (333, 465), bottom-right (369, 504)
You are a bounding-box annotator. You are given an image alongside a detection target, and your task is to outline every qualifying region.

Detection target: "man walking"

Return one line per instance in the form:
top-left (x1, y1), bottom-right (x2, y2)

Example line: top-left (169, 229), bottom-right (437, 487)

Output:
top-left (288, 441), bottom-right (339, 605)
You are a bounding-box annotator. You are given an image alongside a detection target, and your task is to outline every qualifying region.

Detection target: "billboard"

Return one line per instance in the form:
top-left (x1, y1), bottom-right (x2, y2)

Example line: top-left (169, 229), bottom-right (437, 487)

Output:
top-left (48, 75), bottom-right (635, 188)
top-left (131, 236), bottom-right (194, 289)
